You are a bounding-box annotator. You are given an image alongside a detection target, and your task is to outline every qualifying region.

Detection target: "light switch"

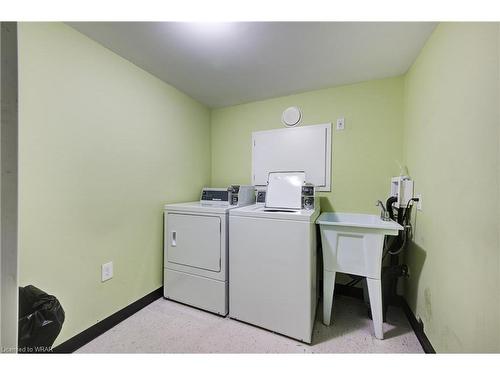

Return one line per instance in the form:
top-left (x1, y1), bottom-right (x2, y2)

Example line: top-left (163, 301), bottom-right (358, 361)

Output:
top-left (101, 261), bottom-right (113, 282)
top-left (336, 117), bottom-right (345, 130)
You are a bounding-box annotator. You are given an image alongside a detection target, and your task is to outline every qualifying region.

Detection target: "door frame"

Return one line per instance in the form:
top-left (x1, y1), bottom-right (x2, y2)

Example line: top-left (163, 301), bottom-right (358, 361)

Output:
top-left (0, 21), bottom-right (18, 353)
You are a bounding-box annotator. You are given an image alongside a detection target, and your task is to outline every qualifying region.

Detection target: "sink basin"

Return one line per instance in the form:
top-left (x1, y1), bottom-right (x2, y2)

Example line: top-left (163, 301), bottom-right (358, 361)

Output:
top-left (316, 212), bottom-right (403, 234)
top-left (316, 212), bottom-right (403, 340)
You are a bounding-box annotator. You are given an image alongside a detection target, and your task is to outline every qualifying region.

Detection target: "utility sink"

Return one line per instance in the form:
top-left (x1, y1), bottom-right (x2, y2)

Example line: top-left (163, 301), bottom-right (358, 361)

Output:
top-left (317, 212), bottom-right (403, 235)
top-left (316, 212), bottom-right (403, 340)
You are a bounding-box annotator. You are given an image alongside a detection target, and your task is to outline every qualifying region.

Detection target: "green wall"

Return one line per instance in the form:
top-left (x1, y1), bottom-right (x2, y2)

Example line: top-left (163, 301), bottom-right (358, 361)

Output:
top-left (403, 23), bottom-right (500, 352)
top-left (211, 77), bottom-right (405, 214)
top-left (18, 23), bottom-right (211, 345)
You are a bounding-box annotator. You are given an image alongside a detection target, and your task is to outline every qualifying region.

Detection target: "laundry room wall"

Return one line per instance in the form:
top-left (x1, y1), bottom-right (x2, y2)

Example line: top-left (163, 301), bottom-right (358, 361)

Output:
top-left (210, 76), bottom-right (405, 214)
top-left (17, 22), bottom-right (211, 346)
top-left (403, 22), bottom-right (500, 352)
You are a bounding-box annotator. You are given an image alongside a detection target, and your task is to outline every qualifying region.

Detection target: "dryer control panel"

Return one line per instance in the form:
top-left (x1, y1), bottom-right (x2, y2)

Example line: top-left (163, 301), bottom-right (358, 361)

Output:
top-left (200, 188), bottom-right (229, 204)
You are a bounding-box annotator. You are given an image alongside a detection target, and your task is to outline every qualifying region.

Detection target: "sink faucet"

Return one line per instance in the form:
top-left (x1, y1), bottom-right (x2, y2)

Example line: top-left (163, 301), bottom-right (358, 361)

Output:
top-left (376, 200), bottom-right (391, 221)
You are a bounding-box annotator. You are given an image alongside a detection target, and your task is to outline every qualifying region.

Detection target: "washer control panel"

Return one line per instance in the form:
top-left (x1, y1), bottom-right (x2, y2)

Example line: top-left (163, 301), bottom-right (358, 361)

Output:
top-left (301, 183), bottom-right (315, 210)
top-left (227, 185), bottom-right (256, 206)
top-left (256, 190), bottom-right (266, 203)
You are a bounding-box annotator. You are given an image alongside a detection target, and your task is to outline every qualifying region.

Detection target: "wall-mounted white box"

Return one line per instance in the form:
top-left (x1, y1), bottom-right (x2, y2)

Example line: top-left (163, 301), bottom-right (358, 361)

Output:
top-left (252, 123), bottom-right (332, 191)
top-left (390, 176), bottom-right (414, 208)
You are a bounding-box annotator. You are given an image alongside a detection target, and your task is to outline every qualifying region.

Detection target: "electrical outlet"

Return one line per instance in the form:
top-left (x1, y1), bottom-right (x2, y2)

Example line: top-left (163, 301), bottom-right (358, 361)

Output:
top-left (415, 194), bottom-right (422, 211)
top-left (101, 261), bottom-right (113, 282)
top-left (336, 117), bottom-right (345, 130)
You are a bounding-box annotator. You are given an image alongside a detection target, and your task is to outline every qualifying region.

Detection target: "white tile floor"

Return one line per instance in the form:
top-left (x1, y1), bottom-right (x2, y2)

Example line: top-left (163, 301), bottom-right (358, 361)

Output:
top-left (77, 295), bottom-right (423, 353)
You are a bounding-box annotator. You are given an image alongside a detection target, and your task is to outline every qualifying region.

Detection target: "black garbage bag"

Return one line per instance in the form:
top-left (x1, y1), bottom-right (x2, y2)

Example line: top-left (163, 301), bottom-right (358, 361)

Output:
top-left (18, 285), bottom-right (65, 353)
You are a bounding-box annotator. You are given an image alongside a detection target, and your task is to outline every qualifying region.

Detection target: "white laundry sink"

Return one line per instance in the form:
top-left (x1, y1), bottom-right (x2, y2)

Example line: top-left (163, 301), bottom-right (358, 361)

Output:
top-left (316, 212), bottom-right (402, 234)
top-left (317, 212), bottom-right (403, 339)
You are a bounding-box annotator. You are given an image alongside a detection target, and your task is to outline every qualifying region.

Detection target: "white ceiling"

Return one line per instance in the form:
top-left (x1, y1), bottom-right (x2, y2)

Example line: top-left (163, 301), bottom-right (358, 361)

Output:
top-left (68, 22), bottom-right (436, 108)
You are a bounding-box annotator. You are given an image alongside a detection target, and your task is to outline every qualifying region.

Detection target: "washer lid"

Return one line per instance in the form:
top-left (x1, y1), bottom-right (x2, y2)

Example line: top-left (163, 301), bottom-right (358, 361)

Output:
top-left (164, 201), bottom-right (232, 214)
top-left (265, 171), bottom-right (305, 210)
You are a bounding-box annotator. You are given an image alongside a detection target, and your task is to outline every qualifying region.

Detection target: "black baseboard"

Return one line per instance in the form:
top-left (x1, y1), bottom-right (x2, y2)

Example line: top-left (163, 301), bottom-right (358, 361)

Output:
top-left (398, 297), bottom-right (436, 354)
top-left (52, 284), bottom-right (434, 354)
top-left (52, 287), bottom-right (163, 353)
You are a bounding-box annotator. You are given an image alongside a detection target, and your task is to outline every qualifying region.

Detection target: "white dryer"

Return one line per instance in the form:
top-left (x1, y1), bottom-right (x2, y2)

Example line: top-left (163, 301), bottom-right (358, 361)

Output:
top-left (229, 172), bottom-right (320, 343)
top-left (164, 186), bottom-right (254, 316)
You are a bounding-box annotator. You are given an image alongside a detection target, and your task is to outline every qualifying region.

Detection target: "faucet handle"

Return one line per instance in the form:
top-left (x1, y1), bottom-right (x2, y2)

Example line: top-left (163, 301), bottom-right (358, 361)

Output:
top-left (376, 200), bottom-right (391, 221)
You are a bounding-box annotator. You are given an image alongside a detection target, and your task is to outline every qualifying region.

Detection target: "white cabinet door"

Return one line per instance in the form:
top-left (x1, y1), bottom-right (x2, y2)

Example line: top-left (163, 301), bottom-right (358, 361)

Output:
top-left (166, 213), bottom-right (221, 272)
top-left (252, 123), bottom-right (332, 191)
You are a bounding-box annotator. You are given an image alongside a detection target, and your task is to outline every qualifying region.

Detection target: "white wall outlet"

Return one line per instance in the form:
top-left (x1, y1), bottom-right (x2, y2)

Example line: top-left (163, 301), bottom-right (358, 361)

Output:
top-left (336, 117), bottom-right (345, 130)
top-left (415, 194), bottom-right (422, 211)
top-left (101, 261), bottom-right (113, 282)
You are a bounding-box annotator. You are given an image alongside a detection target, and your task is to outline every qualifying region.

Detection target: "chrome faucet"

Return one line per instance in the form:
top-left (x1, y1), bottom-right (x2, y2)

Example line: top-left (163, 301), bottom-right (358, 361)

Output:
top-left (376, 200), bottom-right (391, 221)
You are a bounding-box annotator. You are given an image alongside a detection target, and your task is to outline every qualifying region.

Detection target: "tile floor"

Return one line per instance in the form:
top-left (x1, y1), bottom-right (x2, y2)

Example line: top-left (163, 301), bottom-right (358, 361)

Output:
top-left (77, 295), bottom-right (423, 353)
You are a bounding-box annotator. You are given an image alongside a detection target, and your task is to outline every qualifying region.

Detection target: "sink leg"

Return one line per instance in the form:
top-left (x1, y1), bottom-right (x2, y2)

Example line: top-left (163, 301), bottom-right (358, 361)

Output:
top-left (366, 277), bottom-right (384, 339)
top-left (323, 270), bottom-right (336, 325)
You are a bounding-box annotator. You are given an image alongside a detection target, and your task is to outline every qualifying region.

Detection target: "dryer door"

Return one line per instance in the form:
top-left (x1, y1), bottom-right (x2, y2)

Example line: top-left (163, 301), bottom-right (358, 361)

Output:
top-left (166, 213), bottom-right (221, 272)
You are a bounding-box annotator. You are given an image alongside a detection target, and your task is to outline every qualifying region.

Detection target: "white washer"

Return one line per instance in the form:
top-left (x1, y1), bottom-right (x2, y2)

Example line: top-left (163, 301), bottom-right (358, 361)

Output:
top-left (164, 186), bottom-right (254, 316)
top-left (229, 203), bottom-right (320, 343)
